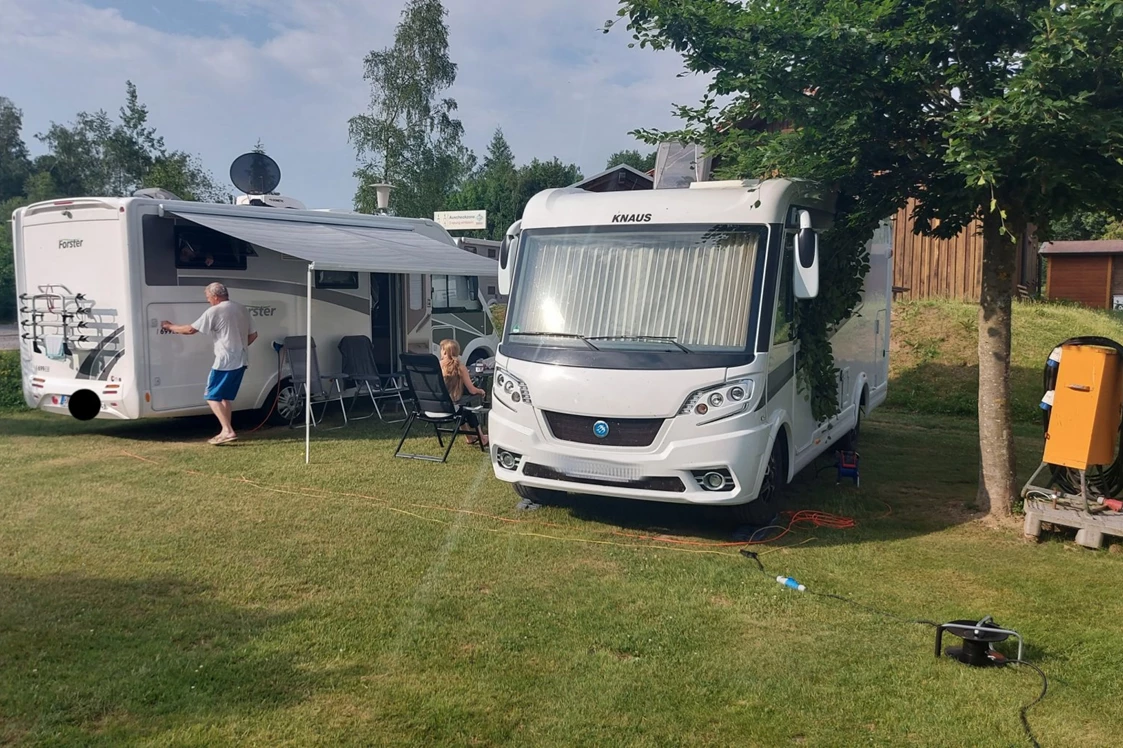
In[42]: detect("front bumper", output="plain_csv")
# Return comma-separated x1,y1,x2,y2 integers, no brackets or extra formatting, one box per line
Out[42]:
488,406,773,506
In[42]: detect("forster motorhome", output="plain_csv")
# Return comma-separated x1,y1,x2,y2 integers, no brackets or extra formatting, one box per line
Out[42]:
489,178,892,521
11,197,498,423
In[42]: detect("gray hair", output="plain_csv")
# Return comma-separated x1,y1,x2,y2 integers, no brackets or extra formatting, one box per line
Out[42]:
205,282,229,300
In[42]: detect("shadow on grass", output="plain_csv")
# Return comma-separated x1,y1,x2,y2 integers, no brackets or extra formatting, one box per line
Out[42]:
0,573,324,743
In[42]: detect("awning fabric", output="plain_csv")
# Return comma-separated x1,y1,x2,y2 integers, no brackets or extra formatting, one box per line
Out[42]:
165,209,499,275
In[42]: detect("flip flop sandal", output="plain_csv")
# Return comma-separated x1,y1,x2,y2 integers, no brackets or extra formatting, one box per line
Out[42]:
214,434,239,445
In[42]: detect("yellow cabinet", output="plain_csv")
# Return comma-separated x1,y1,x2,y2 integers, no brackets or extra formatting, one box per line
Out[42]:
1045,344,1123,470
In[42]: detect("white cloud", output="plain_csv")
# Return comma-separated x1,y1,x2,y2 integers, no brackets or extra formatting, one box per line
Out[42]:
0,0,708,208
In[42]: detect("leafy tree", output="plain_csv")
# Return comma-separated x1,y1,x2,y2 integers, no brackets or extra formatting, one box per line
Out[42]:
605,148,656,173
1048,211,1123,242
0,97,31,201
446,128,518,239
446,130,583,240
34,81,221,200
349,0,471,217
618,0,1123,519
515,158,582,209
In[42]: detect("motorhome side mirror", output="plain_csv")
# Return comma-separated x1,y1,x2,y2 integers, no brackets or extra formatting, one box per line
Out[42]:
498,220,521,296
794,212,820,299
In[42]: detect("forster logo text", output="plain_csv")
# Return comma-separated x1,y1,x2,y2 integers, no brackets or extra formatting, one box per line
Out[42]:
58,239,83,249
610,213,652,223
246,305,277,317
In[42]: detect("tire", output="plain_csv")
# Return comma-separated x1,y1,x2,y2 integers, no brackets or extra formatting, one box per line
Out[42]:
267,379,303,426
514,483,563,505
731,442,787,526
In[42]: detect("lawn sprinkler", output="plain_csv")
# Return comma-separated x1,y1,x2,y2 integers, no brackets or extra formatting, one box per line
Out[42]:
934,616,1023,667
836,450,859,486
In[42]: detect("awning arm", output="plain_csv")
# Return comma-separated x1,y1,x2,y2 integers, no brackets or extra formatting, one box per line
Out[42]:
305,261,314,464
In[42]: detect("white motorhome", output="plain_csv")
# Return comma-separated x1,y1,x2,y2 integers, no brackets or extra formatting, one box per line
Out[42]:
11,197,498,423
489,178,892,521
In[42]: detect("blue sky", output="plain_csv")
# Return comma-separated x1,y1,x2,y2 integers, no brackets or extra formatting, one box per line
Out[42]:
0,0,709,210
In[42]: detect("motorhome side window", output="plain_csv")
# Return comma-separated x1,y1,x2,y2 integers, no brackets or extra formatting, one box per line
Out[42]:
431,275,482,312
314,270,359,290
773,232,795,345
174,225,249,271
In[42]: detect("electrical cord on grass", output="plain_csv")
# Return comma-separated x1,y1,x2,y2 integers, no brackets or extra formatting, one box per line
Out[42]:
740,550,1048,746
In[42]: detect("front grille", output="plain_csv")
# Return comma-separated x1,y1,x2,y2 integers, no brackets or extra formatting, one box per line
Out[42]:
523,463,686,493
543,411,664,447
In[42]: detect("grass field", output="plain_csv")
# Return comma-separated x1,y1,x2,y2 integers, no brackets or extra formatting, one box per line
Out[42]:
2,303,1123,745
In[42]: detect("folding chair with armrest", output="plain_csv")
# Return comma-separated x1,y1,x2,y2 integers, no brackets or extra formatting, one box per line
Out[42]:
338,335,409,422
394,353,488,462
282,336,348,429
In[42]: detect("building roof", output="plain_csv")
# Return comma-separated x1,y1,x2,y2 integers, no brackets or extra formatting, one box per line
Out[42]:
1039,240,1123,256
570,164,653,192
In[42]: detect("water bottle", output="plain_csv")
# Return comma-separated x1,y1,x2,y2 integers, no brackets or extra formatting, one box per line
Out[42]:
776,576,806,592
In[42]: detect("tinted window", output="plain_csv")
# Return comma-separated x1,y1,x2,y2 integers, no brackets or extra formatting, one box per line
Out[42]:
315,270,359,290
174,225,249,271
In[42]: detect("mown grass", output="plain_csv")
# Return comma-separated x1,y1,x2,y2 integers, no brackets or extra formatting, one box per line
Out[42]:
889,298,1123,423
2,399,1122,745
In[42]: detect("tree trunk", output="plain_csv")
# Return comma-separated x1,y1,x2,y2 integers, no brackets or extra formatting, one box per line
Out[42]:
977,209,1020,518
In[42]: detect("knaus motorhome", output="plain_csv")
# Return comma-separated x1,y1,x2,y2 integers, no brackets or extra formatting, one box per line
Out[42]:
12,197,498,423
489,178,892,521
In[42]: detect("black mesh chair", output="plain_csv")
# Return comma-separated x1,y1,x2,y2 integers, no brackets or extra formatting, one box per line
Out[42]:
338,335,408,422
394,353,487,462
282,336,347,429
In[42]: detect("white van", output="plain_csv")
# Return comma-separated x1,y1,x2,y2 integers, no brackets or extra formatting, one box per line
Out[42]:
488,178,892,521
11,197,498,423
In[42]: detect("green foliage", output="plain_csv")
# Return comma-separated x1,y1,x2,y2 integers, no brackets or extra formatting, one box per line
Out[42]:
618,0,1123,424
349,0,471,218
0,351,22,410
446,130,582,240
1047,210,1121,241
445,128,519,240
0,83,225,321
605,148,656,172
0,97,31,202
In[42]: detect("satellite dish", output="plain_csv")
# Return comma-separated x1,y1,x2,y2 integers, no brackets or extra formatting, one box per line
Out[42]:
230,152,281,195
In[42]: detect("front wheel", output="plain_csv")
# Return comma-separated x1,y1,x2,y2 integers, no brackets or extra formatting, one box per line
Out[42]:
731,443,787,526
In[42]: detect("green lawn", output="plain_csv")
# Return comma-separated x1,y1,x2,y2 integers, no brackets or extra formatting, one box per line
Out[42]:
2,397,1122,745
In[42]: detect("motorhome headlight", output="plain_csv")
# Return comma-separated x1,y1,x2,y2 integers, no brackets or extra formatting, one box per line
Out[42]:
495,367,531,405
679,379,755,418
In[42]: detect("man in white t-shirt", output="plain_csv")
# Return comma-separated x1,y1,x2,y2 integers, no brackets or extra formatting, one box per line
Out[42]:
161,282,258,444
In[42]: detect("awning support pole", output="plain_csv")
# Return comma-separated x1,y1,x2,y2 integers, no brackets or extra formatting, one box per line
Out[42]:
305,262,314,465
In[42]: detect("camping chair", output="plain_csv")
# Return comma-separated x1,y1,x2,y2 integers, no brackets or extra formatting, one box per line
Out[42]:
338,335,409,422
282,336,348,429
394,353,488,462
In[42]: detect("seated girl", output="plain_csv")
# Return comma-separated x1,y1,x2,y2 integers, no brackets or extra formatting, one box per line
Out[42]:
440,338,489,446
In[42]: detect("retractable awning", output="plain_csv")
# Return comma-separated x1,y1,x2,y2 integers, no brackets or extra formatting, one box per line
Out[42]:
163,207,498,275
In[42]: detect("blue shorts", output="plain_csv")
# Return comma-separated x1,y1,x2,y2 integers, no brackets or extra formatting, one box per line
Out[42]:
204,367,246,402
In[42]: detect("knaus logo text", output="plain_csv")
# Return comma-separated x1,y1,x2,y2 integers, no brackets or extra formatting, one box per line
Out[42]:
610,213,652,223
58,239,83,249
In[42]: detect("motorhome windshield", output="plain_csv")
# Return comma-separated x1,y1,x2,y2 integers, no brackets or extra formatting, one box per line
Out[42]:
506,225,765,353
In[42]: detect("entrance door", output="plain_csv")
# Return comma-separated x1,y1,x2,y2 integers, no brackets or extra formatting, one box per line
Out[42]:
370,273,402,373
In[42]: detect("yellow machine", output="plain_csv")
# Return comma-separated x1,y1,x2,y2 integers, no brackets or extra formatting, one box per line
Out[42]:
1044,344,1123,470
1023,339,1123,549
